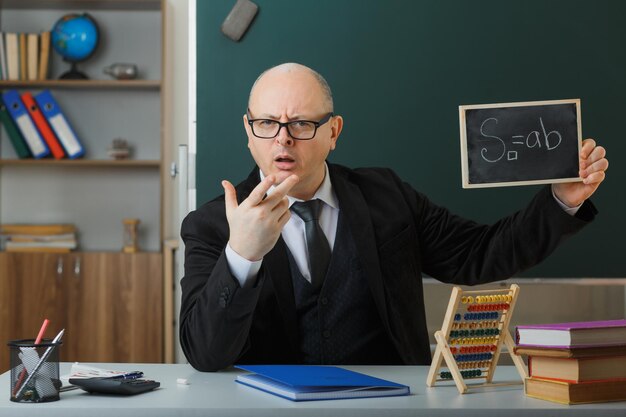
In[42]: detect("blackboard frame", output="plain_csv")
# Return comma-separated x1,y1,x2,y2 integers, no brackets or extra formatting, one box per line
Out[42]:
459,99,582,189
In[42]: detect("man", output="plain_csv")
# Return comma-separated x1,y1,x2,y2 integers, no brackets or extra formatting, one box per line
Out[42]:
180,63,608,372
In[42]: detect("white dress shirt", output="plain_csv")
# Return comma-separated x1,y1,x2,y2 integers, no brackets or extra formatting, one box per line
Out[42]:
225,165,580,287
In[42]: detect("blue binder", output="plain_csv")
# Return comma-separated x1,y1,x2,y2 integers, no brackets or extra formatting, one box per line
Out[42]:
235,365,410,401
2,89,50,158
34,90,85,159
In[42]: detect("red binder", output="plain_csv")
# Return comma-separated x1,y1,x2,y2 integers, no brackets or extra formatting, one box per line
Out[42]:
21,92,65,159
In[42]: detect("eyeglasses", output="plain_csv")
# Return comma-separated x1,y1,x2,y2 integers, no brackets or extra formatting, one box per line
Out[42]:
246,110,334,140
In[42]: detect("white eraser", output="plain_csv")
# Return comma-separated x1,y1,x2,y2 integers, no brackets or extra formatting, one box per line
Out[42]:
177,378,189,385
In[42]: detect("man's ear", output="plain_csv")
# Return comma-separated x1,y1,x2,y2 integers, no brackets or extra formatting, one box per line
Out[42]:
329,115,343,150
242,113,249,132
243,114,254,148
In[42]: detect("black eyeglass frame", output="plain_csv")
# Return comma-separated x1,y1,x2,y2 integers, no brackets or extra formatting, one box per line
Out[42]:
246,110,334,140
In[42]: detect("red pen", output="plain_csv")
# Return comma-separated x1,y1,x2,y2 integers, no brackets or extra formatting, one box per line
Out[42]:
12,318,50,396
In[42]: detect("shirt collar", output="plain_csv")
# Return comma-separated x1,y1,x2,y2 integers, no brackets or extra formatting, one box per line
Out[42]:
260,163,339,209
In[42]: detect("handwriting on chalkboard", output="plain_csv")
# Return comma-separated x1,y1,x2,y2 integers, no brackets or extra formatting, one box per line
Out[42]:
479,117,562,163
459,99,581,188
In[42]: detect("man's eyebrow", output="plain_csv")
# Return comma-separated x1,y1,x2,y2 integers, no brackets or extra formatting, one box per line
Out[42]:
255,113,311,121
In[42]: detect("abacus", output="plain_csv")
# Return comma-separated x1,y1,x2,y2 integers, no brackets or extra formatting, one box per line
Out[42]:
426,284,527,394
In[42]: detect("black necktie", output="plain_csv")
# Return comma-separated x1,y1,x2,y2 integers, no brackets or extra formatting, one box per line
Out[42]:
291,199,331,288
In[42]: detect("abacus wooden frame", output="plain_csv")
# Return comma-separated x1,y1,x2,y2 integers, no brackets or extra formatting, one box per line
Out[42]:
426,284,527,394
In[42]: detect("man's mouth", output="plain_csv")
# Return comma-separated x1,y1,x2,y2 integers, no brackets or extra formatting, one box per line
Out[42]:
274,155,296,169
274,155,295,163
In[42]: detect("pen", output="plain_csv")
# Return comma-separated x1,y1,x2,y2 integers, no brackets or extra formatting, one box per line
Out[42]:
109,371,144,380
14,328,65,400
11,319,50,396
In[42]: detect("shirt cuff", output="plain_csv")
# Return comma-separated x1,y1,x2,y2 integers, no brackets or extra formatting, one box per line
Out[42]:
225,243,263,287
551,187,582,216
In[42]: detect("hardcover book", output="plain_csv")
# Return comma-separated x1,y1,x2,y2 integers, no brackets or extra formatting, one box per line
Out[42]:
0,224,76,235
525,377,626,405
516,319,626,348
515,345,626,358
529,355,626,383
235,365,410,401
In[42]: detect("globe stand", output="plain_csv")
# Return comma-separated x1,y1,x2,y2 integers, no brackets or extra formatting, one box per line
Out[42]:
59,61,88,80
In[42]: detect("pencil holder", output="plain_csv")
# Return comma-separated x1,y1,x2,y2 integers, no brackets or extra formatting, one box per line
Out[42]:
8,338,62,403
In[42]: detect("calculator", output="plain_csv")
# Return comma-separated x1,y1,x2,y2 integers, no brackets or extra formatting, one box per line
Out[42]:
69,378,160,395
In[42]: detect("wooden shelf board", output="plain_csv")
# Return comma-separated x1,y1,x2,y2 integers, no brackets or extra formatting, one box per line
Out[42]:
0,159,161,168
1,0,161,11
0,80,161,89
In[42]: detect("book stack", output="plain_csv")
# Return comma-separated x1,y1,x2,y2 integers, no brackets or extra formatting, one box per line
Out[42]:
515,319,626,404
0,89,85,160
0,223,77,252
0,31,51,81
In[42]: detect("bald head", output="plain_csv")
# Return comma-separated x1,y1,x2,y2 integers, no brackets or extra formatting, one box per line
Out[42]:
248,63,334,113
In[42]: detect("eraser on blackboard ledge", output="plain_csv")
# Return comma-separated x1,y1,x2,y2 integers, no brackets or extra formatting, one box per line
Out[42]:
221,0,259,42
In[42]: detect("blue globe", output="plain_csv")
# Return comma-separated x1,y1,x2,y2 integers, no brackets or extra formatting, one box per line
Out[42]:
52,13,99,62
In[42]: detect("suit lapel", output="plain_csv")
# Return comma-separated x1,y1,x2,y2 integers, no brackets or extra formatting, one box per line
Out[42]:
329,164,391,328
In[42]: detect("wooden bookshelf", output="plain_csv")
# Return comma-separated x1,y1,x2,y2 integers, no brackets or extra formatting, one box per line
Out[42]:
0,0,165,250
0,0,171,370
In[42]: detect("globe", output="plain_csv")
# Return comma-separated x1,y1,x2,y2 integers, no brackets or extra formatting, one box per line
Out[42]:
51,13,100,79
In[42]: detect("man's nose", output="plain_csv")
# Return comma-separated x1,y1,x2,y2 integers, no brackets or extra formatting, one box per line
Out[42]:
275,125,294,146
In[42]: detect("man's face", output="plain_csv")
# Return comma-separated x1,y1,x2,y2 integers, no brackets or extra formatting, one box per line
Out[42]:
244,68,342,200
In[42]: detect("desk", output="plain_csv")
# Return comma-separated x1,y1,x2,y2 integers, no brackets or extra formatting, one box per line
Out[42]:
1,364,625,416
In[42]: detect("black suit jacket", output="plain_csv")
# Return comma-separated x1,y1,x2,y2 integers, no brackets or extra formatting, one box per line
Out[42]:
180,163,596,371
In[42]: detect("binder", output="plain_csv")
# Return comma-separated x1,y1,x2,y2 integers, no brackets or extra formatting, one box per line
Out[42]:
0,101,30,158
34,90,84,159
22,92,65,159
2,89,50,158
235,365,410,401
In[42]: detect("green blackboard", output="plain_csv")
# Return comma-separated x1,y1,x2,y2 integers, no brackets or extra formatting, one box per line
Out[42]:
196,0,626,277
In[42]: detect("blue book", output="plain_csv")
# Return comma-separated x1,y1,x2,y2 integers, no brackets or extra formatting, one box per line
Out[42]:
34,90,85,159
235,365,410,401
2,89,50,158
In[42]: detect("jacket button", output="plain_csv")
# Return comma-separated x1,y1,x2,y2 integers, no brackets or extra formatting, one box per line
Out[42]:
219,287,231,307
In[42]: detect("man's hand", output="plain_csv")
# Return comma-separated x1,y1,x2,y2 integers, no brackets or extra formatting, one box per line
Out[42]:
553,138,608,208
223,174,299,261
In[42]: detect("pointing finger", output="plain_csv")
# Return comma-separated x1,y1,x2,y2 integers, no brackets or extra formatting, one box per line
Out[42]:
246,175,276,206
270,175,300,200
222,180,238,213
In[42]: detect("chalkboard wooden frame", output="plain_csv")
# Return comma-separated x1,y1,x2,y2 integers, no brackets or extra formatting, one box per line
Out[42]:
459,99,582,189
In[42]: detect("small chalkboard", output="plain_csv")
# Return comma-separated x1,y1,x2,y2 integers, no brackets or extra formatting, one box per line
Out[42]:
459,99,582,188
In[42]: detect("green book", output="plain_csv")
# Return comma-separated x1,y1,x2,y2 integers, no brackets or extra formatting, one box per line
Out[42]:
0,101,30,158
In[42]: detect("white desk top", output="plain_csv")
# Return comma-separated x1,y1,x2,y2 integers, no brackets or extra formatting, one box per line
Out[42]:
1,363,625,416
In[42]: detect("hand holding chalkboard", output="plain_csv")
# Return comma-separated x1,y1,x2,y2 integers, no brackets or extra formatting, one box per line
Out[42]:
552,138,609,208
459,99,582,188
